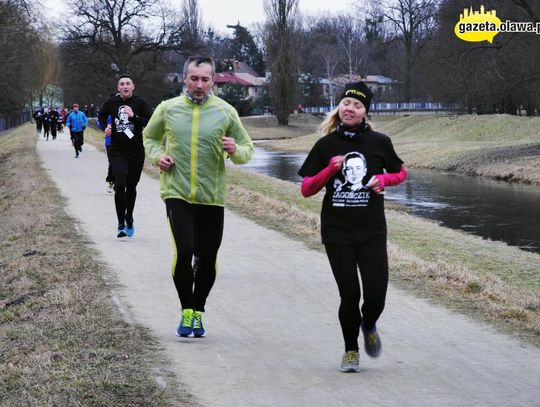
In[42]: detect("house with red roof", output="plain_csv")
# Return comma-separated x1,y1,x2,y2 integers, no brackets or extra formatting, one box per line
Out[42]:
212,60,266,100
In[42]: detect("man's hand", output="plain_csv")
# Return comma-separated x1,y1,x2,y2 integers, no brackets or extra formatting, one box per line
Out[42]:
123,105,134,118
105,124,112,136
222,136,236,155
159,154,175,171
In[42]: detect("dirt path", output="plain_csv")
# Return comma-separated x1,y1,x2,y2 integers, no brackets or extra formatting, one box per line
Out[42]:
37,131,540,407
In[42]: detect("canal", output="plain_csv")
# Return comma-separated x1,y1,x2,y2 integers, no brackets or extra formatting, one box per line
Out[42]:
239,145,540,253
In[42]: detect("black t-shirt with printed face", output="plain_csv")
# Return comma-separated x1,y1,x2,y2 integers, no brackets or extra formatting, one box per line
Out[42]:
98,95,153,152
298,130,403,244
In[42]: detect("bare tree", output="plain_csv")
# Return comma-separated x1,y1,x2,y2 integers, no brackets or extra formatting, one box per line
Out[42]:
63,0,184,74
335,15,366,77
264,0,300,125
0,0,54,113
175,0,205,56
302,16,343,108
379,0,438,101
511,0,540,22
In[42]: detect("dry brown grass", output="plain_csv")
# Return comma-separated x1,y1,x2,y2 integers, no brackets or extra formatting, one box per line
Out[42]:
0,125,194,406
240,113,322,140
85,117,540,347
224,166,540,347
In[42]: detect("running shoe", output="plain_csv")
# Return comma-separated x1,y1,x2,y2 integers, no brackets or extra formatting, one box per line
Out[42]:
107,182,114,194
362,325,382,358
340,351,360,372
176,308,194,337
125,218,134,237
117,226,127,238
192,311,206,337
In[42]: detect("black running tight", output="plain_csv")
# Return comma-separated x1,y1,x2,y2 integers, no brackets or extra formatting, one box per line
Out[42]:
165,198,224,312
325,237,389,352
110,149,144,226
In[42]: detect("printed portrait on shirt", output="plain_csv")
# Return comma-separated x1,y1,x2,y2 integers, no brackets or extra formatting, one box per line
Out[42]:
115,105,134,136
332,152,371,207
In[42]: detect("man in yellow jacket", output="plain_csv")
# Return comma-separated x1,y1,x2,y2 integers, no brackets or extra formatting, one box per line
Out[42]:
143,55,254,338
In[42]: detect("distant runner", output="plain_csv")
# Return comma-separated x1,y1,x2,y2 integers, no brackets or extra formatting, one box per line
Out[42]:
98,75,152,238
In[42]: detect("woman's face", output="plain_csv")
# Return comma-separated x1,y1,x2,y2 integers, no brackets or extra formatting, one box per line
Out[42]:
338,97,367,127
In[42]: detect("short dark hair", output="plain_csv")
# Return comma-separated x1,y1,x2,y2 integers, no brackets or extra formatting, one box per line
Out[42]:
183,56,215,77
117,74,134,83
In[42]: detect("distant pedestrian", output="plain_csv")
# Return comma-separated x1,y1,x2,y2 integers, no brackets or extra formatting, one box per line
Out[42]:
143,55,254,339
298,81,407,373
42,108,51,141
49,107,59,140
66,103,88,158
98,75,152,238
57,107,65,133
33,108,43,135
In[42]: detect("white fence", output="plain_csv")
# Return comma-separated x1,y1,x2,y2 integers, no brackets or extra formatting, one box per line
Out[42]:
303,102,460,114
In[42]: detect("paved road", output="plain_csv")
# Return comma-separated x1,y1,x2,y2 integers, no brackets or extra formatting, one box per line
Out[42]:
37,131,540,407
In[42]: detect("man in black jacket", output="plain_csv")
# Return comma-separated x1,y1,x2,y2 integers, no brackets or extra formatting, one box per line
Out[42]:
98,75,153,238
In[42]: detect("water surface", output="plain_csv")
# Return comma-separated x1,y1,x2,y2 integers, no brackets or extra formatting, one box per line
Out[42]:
238,145,540,253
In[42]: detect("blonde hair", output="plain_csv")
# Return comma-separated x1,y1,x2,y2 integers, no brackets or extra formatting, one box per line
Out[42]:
317,105,373,135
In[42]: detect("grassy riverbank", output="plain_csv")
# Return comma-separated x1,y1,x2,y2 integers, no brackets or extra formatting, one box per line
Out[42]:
0,125,192,406
223,167,540,346
84,118,540,346
260,113,540,185
2,114,538,403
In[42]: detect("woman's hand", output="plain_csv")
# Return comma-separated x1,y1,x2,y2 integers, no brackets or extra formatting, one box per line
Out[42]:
366,176,383,193
329,155,345,171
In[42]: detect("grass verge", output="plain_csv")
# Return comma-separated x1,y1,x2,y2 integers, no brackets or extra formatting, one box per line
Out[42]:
223,167,540,346
85,120,540,347
0,125,195,406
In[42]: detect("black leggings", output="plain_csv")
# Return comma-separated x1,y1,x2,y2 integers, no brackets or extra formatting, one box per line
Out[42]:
110,149,144,226
70,131,84,154
325,237,389,352
105,145,114,183
165,199,224,312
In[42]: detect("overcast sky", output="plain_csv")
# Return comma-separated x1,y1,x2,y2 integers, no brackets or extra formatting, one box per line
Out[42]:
197,0,357,33
43,0,358,34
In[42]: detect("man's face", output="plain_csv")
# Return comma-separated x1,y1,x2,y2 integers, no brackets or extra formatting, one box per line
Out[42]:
344,157,366,184
118,77,135,99
184,62,214,101
119,107,129,123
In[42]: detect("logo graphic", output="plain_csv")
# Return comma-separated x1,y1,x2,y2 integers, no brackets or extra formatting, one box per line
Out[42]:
454,5,501,43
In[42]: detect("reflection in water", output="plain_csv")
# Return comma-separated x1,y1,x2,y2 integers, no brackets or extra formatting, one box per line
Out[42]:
238,145,540,253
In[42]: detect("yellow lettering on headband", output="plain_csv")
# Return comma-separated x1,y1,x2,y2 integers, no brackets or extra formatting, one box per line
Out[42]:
345,89,366,98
